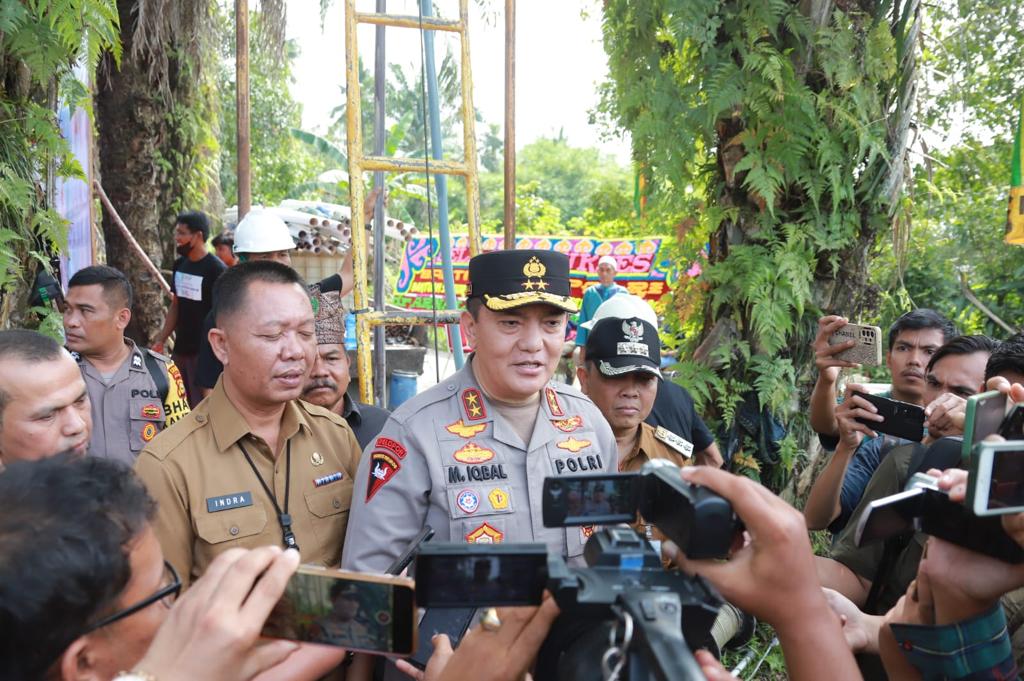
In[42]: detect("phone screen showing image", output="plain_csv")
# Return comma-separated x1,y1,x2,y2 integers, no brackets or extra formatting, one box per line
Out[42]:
987,447,1024,512
261,569,414,654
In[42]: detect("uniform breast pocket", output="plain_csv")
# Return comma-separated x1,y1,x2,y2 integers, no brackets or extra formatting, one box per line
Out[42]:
304,482,353,564
130,398,165,452
195,505,268,550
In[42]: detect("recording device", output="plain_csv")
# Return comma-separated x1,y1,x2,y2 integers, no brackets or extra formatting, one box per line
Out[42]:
542,458,742,559
962,390,1008,459
968,440,1024,516
852,391,925,442
29,269,66,312
855,472,1024,564
828,323,883,366
262,566,417,655
414,460,740,680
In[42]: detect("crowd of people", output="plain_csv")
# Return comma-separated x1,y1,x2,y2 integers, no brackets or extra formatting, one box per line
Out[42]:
1,206,1023,681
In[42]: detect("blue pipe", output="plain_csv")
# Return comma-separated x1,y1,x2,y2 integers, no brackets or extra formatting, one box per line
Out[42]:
421,0,465,369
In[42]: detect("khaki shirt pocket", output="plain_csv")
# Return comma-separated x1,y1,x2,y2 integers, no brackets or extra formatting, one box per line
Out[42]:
304,482,353,561
130,398,165,452
195,505,268,547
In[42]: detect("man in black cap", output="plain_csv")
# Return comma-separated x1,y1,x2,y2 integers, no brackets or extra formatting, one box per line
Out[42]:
341,249,618,573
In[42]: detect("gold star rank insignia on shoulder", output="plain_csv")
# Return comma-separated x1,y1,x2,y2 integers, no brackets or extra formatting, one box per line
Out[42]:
654,426,694,458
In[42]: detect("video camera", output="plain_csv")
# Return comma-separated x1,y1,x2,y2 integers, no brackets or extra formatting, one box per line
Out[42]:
414,460,744,680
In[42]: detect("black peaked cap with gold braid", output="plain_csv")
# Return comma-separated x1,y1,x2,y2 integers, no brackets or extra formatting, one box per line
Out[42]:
466,249,577,313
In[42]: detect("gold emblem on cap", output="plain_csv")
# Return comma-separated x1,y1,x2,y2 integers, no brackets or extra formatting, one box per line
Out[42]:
522,256,548,291
311,451,324,466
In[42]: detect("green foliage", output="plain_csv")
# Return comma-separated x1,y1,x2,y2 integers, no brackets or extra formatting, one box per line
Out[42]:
217,10,322,209
0,0,120,325
599,0,913,487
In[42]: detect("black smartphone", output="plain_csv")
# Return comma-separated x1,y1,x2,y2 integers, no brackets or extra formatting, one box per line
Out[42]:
414,543,548,608
852,391,925,442
406,608,475,671
541,473,639,527
261,566,417,655
387,525,434,575
1000,404,1024,440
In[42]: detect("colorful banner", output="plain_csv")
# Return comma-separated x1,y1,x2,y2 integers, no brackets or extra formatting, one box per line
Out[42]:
393,235,676,311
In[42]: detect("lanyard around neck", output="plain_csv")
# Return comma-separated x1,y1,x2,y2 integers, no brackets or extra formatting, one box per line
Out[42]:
237,439,299,551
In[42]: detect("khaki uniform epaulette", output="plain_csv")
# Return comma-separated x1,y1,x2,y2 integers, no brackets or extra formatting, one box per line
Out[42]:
140,408,211,462
298,398,353,427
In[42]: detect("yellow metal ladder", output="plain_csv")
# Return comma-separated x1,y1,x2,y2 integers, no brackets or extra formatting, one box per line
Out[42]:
344,0,483,404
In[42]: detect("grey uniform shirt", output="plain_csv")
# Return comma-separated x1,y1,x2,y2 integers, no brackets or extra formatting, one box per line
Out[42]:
77,341,191,465
341,359,618,572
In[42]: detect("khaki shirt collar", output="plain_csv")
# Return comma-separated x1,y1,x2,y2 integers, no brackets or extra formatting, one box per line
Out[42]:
620,422,657,470
207,377,310,453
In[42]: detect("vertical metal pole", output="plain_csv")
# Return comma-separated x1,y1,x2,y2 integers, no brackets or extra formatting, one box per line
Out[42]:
502,0,515,247
458,0,482,256
345,0,372,405
372,0,388,406
421,0,465,370
236,0,252,219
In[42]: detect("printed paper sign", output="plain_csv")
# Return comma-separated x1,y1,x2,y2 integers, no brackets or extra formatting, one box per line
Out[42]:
174,271,204,302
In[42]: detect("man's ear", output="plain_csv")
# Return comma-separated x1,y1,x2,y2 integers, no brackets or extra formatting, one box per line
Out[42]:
115,307,132,332
576,365,590,395
209,326,229,365
58,636,100,681
460,310,476,349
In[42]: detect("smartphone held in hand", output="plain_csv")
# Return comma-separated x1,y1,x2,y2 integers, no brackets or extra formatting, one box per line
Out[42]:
261,566,417,655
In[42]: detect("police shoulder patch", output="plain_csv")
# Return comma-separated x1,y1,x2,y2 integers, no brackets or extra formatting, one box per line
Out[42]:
366,451,401,501
461,388,486,421
544,387,564,417
654,426,694,458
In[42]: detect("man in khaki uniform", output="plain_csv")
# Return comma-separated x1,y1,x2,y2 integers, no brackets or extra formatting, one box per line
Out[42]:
341,250,618,573
135,261,362,588
64,265,190,465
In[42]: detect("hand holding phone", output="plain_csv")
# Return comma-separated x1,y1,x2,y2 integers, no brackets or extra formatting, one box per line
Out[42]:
827,322,883,367
968,440,1024,516
835,384,885,447
852,391,925,442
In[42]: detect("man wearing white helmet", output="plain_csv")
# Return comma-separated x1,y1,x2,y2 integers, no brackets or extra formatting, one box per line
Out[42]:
574,255,627,363
195,207,360,398
584,294,723,468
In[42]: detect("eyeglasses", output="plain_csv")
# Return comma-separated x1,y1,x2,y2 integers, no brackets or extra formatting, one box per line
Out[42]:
86,560,181,633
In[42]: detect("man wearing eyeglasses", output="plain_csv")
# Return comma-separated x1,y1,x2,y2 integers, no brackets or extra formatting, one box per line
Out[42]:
0,454,301,681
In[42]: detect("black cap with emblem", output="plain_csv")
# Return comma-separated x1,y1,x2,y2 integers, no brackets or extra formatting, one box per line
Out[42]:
585,316,662,378
466,249,577,313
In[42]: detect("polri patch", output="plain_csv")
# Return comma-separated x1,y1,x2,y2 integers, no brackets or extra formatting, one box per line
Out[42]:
314,471,344,488
462,388,486,421
168,364,186,399
375,436,407,459
488,488,510,510
206,491,254,513
141,403,162,419
545,387,564,416
366,452,401,501
456,489,480,514
141,422,158,443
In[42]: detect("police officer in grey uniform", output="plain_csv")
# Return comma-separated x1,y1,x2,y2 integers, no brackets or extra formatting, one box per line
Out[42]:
64,265,191,465
341,249,618,573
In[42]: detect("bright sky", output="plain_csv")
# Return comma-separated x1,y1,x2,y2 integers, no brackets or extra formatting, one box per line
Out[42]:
287,0,632,165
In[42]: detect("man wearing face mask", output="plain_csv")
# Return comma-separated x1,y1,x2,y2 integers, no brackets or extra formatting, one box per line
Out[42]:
152,211,226,407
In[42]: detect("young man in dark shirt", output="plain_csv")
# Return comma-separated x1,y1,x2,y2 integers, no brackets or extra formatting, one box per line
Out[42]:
153,210,226,407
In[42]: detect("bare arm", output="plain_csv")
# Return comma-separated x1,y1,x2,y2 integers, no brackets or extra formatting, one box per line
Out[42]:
809,315,859,437
816,555,871,608
695,441,723,468
154,295,179,348
803,441,856,529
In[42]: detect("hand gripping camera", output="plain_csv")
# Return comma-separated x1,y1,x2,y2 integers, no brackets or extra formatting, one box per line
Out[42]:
414,460,744,680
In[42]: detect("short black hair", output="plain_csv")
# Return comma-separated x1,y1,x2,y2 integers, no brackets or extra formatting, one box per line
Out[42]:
888,308,958,350
0,454,157,680
985,332,1024,382
212,259,307,326
466,297,483,320
926,334,999,373
211,232,234,249
68,264,134,309
176,210,210,241
0,330,66,423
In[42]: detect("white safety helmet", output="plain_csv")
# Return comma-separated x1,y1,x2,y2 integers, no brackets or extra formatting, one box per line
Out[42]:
232,210,296,254
581,293,658,330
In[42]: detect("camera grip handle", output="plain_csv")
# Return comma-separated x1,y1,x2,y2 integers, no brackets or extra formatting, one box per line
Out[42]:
618,591,707,681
